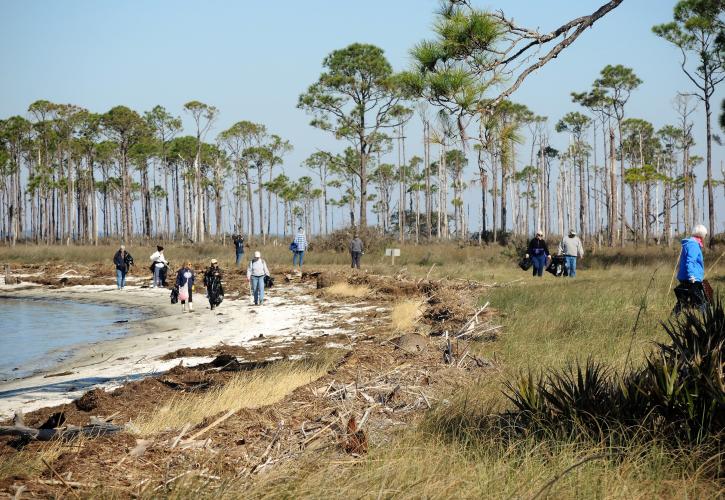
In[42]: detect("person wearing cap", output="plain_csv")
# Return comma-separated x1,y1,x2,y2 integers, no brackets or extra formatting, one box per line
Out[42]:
525,231,550,277
674,224,708,315
247,251,271,306
113,245,134,290
149,245,168,288
203,258,224,311
558,229,584,278
349,233,364,269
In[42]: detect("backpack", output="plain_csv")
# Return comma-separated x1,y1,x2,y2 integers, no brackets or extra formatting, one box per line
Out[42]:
289,241,298,252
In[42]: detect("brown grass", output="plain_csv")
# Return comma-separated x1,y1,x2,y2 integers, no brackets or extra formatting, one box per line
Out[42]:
323,282,372,299
390,298,424,332
133,359,333,436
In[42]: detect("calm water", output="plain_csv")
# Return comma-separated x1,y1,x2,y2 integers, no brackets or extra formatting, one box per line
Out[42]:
0,297,140,381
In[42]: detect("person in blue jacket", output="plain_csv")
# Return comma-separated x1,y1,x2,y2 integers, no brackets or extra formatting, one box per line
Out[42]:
525,230,550,277
674,224,707,315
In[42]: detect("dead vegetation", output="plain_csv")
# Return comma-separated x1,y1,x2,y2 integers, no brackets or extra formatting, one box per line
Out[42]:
0,267,505,497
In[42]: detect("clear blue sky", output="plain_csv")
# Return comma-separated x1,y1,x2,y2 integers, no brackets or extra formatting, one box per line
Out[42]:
1,0,723,228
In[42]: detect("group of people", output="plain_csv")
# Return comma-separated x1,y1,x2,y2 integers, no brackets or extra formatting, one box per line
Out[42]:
524,224,711,315
525,229,584,278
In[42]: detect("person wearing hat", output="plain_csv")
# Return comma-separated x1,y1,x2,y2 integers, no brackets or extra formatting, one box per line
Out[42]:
149,245,168,288
113,244,134,290
203,258,224,311
674,224,708,315
247,251,271,305
558,229,584,277
525,230,550,277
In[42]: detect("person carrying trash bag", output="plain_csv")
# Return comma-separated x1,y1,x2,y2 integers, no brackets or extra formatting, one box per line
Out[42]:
525,230,550,277
203,258,224,311
175,261,195,313
290,227,308,272
247,251,271,306
558,229,584,278
673,224,709,316
113,245,134,289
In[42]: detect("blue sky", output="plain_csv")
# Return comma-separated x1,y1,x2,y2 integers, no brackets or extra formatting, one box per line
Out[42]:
1,0,723,228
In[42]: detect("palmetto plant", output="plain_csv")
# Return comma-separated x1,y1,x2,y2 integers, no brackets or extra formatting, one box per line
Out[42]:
503,294,724,445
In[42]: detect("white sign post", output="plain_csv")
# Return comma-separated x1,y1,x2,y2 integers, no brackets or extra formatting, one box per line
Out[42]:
384,248,401,266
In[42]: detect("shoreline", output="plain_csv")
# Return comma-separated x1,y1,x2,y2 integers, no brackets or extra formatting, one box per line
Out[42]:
0,280,346,419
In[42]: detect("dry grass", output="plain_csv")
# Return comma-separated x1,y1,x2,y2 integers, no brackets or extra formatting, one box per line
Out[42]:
390,298,424,332
0,440,67,483
323,282,371,299
133,360,332,436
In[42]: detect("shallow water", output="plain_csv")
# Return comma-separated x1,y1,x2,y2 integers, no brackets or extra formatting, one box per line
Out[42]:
0,297,140,381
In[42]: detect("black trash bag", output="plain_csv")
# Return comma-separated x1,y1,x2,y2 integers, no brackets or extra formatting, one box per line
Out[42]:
518,257,532,271
672,280,711,316
207,276,224,307
546,255,568,277
160,264,169,287
170,286,179,304
264,275,274,289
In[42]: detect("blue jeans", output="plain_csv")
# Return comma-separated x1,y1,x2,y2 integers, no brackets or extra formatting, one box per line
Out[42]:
153,266,162,287
531,255,546,277
564,256,577,277
236,252,244,266
250,275,265,304
116,269,126,289
293,251,305,267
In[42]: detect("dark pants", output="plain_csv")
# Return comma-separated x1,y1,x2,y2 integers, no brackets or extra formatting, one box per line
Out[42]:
351,251,362,269
531,255,546,277
673,281,707,316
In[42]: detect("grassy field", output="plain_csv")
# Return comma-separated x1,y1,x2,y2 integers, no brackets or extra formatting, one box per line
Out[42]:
2,241,723,497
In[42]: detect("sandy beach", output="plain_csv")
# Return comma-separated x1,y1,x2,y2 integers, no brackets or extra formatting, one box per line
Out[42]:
0,279,360,419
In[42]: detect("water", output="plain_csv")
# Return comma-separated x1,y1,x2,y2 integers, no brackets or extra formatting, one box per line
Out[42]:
0,297,141,381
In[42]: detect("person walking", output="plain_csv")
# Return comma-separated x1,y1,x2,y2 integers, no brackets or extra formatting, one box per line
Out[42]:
674,224,708,315
525,231,550,277
149,245,168,288
233,234,245,267
113,245,134,290
558,230,584,278
203,259,224,311
349,233,364,269
247,251,271,306
291,227,308,272
175,261,195,312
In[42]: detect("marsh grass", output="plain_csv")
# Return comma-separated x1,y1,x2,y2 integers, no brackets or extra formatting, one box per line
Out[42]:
133,356,336,436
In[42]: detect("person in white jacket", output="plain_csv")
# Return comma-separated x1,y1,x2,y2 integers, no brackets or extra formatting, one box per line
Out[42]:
149,245,168,288
246,251,270,305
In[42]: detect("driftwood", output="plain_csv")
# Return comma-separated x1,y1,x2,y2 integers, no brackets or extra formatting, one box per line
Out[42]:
0,411,123,441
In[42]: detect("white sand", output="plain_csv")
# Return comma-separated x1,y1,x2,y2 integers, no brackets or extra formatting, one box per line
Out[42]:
0,281,355,419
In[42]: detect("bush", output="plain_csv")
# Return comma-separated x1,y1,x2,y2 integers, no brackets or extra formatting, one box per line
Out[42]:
502,293,724,446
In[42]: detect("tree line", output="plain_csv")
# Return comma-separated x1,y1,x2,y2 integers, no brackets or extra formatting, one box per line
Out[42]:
0,0,722,246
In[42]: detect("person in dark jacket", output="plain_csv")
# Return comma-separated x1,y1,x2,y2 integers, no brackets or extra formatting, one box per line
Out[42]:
349,234,364,269
203,258,224,310
175,261,195,313
674,224,708,315
525,231,550,277
113,245,134,289
233,234,245,267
